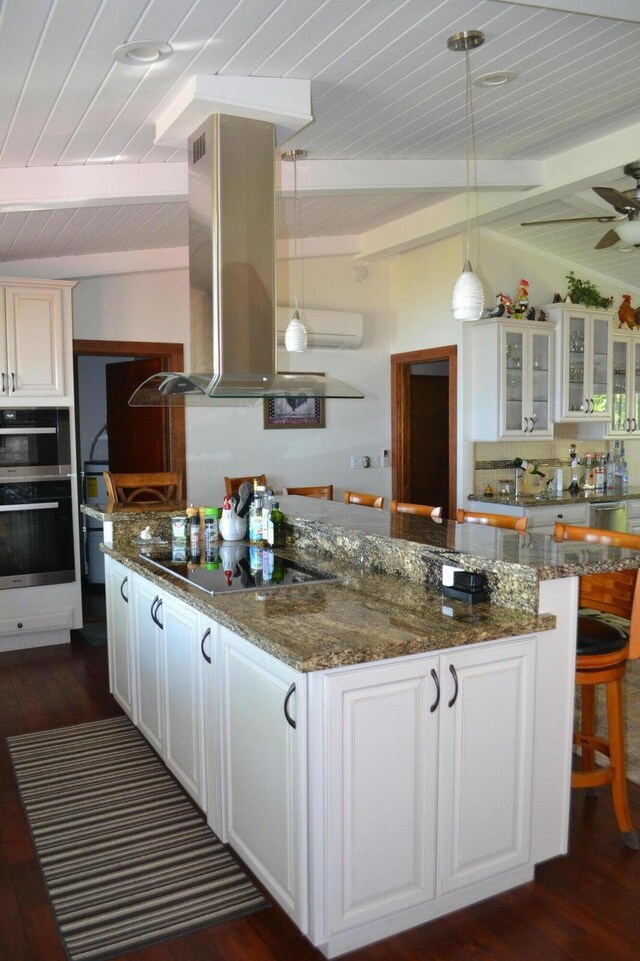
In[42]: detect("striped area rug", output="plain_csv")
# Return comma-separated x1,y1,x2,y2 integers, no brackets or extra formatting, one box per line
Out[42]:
7,715,267,961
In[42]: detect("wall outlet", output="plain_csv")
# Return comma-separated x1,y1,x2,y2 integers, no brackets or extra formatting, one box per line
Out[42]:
370,454,382,468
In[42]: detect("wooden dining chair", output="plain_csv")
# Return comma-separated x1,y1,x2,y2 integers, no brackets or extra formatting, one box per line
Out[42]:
456,508,527,532
390,500,442,518
224,474,266,495
283,485,333,500
343,490,384,509
103,470,184,505
554,522,640,849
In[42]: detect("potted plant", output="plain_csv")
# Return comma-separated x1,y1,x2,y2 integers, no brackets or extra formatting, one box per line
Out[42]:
565,271,613,309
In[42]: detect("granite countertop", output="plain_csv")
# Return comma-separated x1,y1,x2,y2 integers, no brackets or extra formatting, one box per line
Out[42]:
468,487,640,509
104,543,554,673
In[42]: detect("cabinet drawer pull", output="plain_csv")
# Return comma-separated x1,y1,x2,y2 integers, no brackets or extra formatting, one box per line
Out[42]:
429,668,440,713
448,664,459,708
120,575,128,603
284,683,297,729
200,627,212,664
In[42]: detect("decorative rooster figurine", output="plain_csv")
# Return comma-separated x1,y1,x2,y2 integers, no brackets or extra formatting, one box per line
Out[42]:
618,294,636,330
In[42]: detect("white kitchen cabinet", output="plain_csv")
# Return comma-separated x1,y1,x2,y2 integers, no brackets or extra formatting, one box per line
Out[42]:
219,624,307,931
199,614,224,838
466,318,554,440
130,574,205,809
627,500,640,536
105,556,136,721
0,282,74,402
547,304,613,422
319,636,535,937
609,331,640,437
524,502,589,536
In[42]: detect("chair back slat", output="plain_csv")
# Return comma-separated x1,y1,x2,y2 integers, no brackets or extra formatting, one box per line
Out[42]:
224,474,266,495
457,509,527,532
343,490,384,509
390,501,442,518
283,485,333,500
104,471,183,505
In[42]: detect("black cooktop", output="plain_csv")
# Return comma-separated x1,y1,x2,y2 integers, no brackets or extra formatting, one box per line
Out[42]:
140,543,339,595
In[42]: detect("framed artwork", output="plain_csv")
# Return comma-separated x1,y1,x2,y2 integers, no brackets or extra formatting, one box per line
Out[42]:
263,372,326,430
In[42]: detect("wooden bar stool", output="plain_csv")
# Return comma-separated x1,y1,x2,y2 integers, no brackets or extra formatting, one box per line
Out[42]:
104,471,183,505
283,485,333,500
343,490,384,509
456,509,527,532
390,501,442,518
224,474,266,495
554,522,640,849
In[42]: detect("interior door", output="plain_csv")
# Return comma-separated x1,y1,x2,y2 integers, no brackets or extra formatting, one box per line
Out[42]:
410,372,449,517
106,358,167,472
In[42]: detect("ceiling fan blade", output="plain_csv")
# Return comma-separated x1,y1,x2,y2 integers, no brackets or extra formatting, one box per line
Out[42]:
593,185,640,212
595,229,620,249
520,216,618,225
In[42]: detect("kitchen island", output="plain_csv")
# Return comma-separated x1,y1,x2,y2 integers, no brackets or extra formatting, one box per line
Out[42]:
86,497,640,958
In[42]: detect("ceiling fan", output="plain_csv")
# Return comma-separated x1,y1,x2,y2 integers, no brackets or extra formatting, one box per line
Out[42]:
521,161,640,249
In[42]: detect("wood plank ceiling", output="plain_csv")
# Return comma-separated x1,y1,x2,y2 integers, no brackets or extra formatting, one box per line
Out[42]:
0,0,640,286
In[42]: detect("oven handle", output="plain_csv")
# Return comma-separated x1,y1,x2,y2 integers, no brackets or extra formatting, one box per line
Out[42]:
0,427,57,435
0,501,60,512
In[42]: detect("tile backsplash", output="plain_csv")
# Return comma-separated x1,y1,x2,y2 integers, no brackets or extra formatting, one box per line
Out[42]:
473,424,613,494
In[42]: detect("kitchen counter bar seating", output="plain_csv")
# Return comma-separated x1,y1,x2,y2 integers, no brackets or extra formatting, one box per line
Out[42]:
343,490,384,509
104,470,184,505
390,500,442,517
554,521,640,849
457,508,528,532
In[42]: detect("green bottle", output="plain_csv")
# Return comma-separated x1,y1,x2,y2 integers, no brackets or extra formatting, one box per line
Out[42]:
267,502,284,548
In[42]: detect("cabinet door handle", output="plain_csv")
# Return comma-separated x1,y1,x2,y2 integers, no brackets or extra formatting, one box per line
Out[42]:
447,664,459,708
582,397,589,412
120,575,128,603
522,417,529,432
150,595,163,629
200,627,212,664
284,682,297,729
626,417,632,432
11,372,15,392
1,372,5,393
590,398,595,414
529,414,535,433
429,668,440,713
633,417,638,432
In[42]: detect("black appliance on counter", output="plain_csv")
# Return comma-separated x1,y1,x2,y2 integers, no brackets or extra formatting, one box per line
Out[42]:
141,545,339,595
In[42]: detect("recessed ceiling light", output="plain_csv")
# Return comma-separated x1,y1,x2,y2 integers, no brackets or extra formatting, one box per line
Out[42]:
474,71,516,87
113,41,173,65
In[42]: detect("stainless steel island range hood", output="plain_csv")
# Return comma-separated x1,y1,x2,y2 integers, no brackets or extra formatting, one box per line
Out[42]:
129,114,363,406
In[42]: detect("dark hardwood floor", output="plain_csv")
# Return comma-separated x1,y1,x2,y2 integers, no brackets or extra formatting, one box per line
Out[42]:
1,635,639,961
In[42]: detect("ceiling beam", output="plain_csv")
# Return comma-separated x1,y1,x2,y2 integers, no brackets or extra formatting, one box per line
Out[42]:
0,164,187,213
0,247,189,280
277,158,542,195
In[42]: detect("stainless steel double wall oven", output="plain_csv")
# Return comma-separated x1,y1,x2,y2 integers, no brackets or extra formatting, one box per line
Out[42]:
0,408,75,588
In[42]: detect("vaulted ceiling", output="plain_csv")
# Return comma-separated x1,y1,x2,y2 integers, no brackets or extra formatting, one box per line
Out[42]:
1,0,640,289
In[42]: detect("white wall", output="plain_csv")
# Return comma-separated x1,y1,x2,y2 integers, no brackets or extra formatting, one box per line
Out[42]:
389,230,635,502
72,260,392,506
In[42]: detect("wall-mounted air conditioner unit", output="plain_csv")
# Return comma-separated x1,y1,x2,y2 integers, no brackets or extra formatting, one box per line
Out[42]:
276,307,363,350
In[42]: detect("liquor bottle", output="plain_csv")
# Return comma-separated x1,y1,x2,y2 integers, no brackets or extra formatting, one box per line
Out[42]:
513,457,546,478
266,502,284,548
249,491,263,545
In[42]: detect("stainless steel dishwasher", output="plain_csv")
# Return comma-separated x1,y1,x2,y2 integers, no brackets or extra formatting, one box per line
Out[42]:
589,501,627,532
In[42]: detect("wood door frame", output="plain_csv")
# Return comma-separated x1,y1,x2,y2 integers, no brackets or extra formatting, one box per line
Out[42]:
391,345,457,515
73,339,186,481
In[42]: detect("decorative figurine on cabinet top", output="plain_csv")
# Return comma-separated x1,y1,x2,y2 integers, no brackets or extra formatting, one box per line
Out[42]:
618,294,638,330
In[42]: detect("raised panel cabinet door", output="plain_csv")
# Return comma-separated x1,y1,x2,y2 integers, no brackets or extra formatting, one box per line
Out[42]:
162,595,205,810
221,626,307,930
437,637,536,895
104,556,135,721
131,575,165,755
323,658,439,935
4,286,65,397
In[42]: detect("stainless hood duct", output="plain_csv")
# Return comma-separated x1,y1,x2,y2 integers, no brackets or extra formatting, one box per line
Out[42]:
129,114,363,406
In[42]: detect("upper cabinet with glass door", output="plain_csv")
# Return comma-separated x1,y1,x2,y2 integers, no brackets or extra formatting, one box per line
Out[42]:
466,318,554,441
545,304,613,422
609,330,640,437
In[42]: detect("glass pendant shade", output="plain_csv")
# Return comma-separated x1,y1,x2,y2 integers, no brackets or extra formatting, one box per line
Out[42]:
614,219,640,245
452,260,484,320
284,309,308,352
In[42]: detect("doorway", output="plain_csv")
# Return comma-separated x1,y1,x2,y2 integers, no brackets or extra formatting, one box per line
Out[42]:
73,339,186,624
391,345,457,519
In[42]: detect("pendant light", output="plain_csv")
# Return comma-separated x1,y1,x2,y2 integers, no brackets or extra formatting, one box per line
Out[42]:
282,148,308,352
448,29,485,321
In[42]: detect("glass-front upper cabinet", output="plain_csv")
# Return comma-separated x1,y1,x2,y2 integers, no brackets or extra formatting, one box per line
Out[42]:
546,305,613,422
467,318,555,441
609,332,640,437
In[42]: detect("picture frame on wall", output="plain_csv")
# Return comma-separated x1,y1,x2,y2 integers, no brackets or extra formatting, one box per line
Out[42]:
263,372,326,430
